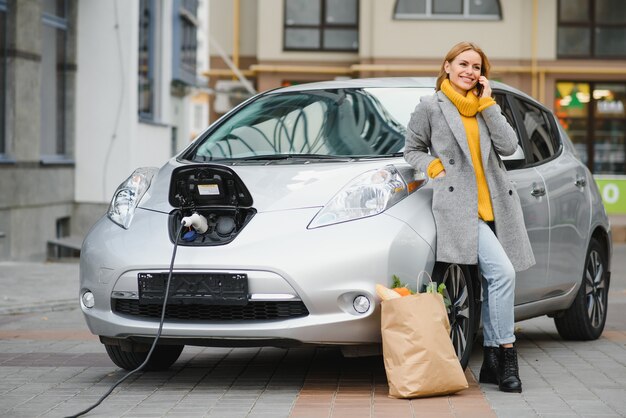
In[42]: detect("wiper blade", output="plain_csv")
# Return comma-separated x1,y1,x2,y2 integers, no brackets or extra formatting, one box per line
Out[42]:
238,153,346,161
348,153,404,159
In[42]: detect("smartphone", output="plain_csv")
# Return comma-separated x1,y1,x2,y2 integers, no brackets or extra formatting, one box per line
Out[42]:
476,68,486,95
476,82,484,96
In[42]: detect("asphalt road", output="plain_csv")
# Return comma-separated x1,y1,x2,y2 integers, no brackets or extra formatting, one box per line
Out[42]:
1,245,625,417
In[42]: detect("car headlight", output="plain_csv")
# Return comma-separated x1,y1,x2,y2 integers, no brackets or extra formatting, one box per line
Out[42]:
308,165,422,229
107,167,158,229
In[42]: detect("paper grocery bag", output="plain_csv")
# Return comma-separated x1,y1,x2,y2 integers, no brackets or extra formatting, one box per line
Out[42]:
381,292,468,398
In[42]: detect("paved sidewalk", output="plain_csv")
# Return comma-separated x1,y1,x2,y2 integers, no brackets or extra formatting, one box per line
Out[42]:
1,245,626,416
0,260,78,315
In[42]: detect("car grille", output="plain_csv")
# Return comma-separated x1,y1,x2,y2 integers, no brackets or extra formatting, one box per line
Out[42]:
112,299,309,321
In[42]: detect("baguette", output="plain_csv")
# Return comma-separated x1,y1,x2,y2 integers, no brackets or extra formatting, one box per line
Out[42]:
376,284,401,301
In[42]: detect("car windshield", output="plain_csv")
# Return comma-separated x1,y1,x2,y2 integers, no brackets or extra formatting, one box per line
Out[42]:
186,87,434,161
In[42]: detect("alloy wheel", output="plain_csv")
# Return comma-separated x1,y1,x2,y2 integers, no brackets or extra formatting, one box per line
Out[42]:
441,264,471,359
585,249,606,329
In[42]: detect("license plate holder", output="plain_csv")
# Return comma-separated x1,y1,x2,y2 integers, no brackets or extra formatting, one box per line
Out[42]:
138,273,248,306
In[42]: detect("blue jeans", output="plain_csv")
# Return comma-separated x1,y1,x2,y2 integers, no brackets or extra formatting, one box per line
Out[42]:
478,220,516,347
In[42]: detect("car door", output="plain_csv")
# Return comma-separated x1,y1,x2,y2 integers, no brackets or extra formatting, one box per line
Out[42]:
511,98,591,296
494,93,550,305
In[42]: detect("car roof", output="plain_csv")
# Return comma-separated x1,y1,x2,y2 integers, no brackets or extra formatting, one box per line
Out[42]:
267,76,534,102
270,77,437,93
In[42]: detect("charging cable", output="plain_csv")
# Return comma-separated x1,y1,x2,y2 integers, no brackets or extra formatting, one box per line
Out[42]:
66,223,185,418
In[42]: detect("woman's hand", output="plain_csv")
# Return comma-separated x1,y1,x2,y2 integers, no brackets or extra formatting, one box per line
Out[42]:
476,76,492,98
434,170,446,179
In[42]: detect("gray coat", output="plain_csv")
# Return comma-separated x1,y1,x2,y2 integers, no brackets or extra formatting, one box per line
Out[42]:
404,91,535,272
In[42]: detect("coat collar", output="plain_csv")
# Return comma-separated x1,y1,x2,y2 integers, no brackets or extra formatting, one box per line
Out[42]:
436,91,492,168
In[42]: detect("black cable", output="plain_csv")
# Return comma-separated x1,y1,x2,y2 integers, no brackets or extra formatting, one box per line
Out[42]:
66,224,185,418
102,0,126,201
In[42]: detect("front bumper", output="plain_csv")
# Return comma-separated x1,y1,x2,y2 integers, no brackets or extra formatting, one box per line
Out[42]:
80,206,435,345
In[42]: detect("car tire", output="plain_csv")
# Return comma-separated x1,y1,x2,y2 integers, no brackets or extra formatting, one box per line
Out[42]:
554,238,609,340
432,262,477,369
104,344,184,371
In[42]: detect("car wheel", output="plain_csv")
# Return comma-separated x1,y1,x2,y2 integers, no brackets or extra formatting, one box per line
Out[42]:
432,262,476,369
554,238,609,340
104,344,184,371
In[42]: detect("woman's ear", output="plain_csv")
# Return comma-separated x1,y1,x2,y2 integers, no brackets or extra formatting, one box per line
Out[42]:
444,61,451,74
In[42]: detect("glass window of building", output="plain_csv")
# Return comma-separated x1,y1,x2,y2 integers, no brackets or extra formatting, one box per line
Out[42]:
558,0,626,58
555,81,626,174
284,0,359,51
394,0,502,20
0,0,6,157
172,0,198,86
138,0,155,119
555,82,590,164
40,0,69,159
593,84,625,173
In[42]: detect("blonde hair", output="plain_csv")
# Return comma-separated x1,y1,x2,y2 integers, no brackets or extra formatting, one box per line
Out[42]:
435,42,491,91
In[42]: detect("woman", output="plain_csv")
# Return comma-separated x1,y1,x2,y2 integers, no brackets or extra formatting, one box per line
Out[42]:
404,41,535,393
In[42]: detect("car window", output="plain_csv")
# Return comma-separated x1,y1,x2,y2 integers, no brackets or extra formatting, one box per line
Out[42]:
187,87,433,161
513,98,560,164
494,93,525,170
494,93,519,139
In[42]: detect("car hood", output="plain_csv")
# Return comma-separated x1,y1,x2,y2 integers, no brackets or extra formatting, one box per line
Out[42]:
139,158,409,213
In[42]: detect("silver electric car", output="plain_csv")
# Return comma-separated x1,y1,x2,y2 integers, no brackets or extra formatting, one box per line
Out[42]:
80,77,611,370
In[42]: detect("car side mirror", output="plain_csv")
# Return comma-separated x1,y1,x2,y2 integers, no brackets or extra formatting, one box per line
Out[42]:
499,144,525,170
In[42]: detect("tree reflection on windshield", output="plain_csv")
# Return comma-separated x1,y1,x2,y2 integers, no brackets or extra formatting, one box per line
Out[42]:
188,87,421,161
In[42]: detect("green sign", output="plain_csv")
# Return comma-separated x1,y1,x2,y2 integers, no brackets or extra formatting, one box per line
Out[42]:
595,178,626,213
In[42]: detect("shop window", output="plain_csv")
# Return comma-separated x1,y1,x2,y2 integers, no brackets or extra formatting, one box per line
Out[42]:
394,0,502,20
284,0,359,51
555,82,590,164
558,0,626,58
40,0,69,161
593,84,625,174
555,81,626,174
138,0,156,120
0,0,6,157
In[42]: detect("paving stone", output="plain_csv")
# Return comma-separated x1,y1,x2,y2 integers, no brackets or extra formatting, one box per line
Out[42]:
2,255,626,418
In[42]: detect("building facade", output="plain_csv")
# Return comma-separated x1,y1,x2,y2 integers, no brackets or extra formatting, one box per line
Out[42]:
0,0,78,261
208,0,626,190
0,0,208,261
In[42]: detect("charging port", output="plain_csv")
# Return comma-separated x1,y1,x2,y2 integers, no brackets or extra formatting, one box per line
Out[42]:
168,165,256,246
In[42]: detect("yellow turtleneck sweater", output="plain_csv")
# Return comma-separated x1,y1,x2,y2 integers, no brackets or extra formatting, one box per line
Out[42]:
427,79,496,221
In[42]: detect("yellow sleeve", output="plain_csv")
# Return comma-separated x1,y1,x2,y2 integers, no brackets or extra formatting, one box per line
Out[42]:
478,97,496,112
427,158,444,179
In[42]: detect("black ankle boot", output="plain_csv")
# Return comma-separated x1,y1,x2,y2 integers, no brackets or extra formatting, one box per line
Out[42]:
498,346,522,393
479,346,499,384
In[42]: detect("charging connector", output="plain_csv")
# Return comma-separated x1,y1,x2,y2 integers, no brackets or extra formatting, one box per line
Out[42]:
181,212,208,234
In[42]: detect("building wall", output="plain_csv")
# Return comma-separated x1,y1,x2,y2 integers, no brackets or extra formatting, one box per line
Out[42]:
75,0,174,207
209,0,561,100
74,0,213,240
0,0,77,260
360,0,556,61
256,0,357,63
75,0,134,204
206,0,626,119
209,0,257,58
0,0,208,260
